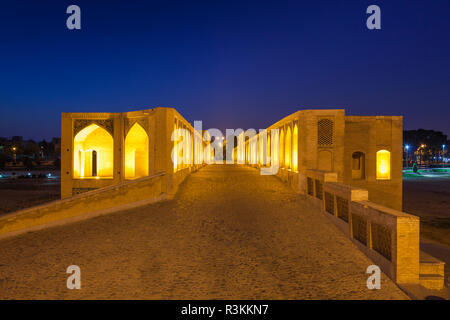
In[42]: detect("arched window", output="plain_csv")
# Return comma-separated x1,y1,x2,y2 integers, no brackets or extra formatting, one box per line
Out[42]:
173,120,178,171
352,152,365,180
285,126,292,169
279,127,285,168
376,150,391,180
292,123,298,171
125,123,149,179
74,124,113,178
250,137,257,164
271,129,279,167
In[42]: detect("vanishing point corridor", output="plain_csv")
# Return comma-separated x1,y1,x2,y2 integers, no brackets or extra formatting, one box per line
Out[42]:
0,165,408,299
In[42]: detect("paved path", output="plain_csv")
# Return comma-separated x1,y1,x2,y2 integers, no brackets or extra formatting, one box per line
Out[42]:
0,165,408,299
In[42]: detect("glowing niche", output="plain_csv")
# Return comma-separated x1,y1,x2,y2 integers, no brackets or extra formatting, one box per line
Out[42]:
292,123,298,172
74,124,113,178
285,126,291,169
125,123,149,179
376,150,390,180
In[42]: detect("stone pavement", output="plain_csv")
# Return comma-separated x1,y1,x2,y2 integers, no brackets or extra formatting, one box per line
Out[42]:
0,165,408,299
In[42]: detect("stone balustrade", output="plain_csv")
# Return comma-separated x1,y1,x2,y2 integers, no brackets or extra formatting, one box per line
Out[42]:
305,171,420,285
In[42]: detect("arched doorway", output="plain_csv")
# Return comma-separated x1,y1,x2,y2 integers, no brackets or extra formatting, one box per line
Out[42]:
352,151,365,179
292,123,298,171
279,128,285,168
285,126,292,169
125,123,149,179
74,124,113,178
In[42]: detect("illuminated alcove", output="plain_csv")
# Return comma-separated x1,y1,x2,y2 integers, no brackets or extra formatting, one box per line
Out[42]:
245,136,250,163
376,150,391,180
271,130,279,167
292,123,298,171
285,126,292,169
125,123,149,179
74,124,113,178
250,138,257,164
178,124,185,168
279,128,284,168
173,121,178,171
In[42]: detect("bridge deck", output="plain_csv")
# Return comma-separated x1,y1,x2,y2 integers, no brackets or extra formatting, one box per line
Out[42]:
0,165,408,299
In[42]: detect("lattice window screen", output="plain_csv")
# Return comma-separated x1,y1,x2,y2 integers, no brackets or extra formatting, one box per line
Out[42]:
318,119,333,146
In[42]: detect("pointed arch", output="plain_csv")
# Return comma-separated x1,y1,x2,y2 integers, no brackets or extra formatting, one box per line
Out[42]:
74,124,113,178
352,151,366,179
279,127,285,168
125,122,149,179
292,123,298,171
285,126,292,169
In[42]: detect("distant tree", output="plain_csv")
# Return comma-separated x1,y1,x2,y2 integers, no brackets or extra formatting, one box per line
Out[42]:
404,129,449,164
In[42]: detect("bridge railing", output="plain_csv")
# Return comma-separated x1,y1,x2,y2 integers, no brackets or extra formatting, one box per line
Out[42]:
305,169,419,284
304,169,337,205
0,166,197,240
242,165,420,284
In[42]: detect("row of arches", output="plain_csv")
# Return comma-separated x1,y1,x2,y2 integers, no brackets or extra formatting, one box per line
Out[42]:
239,121,299,172
73,123,149,180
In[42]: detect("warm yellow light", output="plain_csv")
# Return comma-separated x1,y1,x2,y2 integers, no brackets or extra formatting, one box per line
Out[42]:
12,146,16,151
125,123,149,179
376,150,390,180
173,123,178,171
285,126,291,169
292,124,298,171
279,128,284,168
74,124,113,178
272,130,279,166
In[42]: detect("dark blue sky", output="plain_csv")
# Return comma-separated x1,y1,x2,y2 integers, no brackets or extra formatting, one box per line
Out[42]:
0,0,449,140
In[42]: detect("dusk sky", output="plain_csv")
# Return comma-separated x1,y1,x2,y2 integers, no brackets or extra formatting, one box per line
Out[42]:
0,0,449,140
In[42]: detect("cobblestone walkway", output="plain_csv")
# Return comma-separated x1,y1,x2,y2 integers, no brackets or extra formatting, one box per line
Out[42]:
0,165,408,299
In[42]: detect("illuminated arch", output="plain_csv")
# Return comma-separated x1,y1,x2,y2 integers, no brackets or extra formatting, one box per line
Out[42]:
285,126,292,169
245,136,250,164
173,121,178,171
279,127,285,168
376,150,390,180
125,123,149,179
292,123,298,171
74,124,113,178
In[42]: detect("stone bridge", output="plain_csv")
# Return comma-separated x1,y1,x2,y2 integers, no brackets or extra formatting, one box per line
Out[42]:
0,165,409,299
0,107,446,299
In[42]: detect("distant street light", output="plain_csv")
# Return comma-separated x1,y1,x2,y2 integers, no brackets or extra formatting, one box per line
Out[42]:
404,145,410,168
12,146,17,163
443,144,446,168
